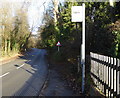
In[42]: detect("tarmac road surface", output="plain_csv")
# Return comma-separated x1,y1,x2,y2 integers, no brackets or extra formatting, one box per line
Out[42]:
1,48,48,96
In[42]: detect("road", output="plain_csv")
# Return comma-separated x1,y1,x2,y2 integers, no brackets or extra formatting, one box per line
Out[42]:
1,48,48,96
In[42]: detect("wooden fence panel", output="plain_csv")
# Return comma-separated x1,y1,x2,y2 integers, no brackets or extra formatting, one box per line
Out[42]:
98,54,100,90
117,58,119,96
90,52,120,97
100,54,103,91
106,56,109,96
111,57,113,97
108,57,111,96
114,58,116,97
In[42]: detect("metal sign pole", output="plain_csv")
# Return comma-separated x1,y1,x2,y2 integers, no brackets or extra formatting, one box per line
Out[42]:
56,41,61,52
81,3,85,94
58,46,59,52
71,4,85,94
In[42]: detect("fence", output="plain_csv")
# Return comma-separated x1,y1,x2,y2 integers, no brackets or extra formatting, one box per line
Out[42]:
90,52,120,97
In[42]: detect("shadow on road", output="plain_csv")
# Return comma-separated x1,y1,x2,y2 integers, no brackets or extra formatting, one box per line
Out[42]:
12,48,48,96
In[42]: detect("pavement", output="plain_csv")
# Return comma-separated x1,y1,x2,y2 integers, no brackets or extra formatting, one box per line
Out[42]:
1,48,48,96
40,69,75,96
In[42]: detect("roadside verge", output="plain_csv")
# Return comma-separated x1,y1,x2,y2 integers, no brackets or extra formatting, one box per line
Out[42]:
0,53,23,65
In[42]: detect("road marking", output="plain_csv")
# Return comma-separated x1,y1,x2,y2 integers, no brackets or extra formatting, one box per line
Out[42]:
17,64,25,69
27,60,30,63
0,72,10,78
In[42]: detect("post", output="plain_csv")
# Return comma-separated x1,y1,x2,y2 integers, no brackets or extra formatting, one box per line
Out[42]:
71,3,85,94
78,55,80,73
58,46,59,52
81,3,85,94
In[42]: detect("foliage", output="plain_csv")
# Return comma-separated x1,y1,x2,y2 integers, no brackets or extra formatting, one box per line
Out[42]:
40,2,120,58
41,23,57,48
109,20,120,58
52,51,66,62
85,2,120,58
0,2,31,56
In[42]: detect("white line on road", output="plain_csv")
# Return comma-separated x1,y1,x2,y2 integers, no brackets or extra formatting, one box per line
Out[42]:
17,64,25,69
0,72,10,78
27,60,31,63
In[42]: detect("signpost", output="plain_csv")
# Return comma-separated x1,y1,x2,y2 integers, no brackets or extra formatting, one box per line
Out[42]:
72,4,85,94
72,6,83,22
56,41,61,52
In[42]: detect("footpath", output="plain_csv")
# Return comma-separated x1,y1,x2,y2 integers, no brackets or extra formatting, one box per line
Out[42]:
39,51,106,97
40,67,75,96
39,61,105,97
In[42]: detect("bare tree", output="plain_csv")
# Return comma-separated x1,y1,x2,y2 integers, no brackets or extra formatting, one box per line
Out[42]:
0,1,31,56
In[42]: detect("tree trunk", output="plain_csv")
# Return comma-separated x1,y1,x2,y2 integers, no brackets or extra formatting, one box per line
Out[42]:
53,0,59,25
4,39,7,55
8,39,11,54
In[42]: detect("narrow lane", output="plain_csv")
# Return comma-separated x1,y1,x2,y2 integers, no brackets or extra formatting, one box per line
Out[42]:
1,48,48,96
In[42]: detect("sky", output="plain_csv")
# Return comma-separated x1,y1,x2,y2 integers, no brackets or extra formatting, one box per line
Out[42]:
26,0,65,34
27,0,50,34
0,0,55,34
0,0,65,35
27,0,65,34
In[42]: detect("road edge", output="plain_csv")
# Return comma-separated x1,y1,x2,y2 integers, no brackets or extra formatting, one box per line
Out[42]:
38,64,50,96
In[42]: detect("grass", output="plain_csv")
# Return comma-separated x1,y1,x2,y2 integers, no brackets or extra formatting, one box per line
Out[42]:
0,50,20,62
